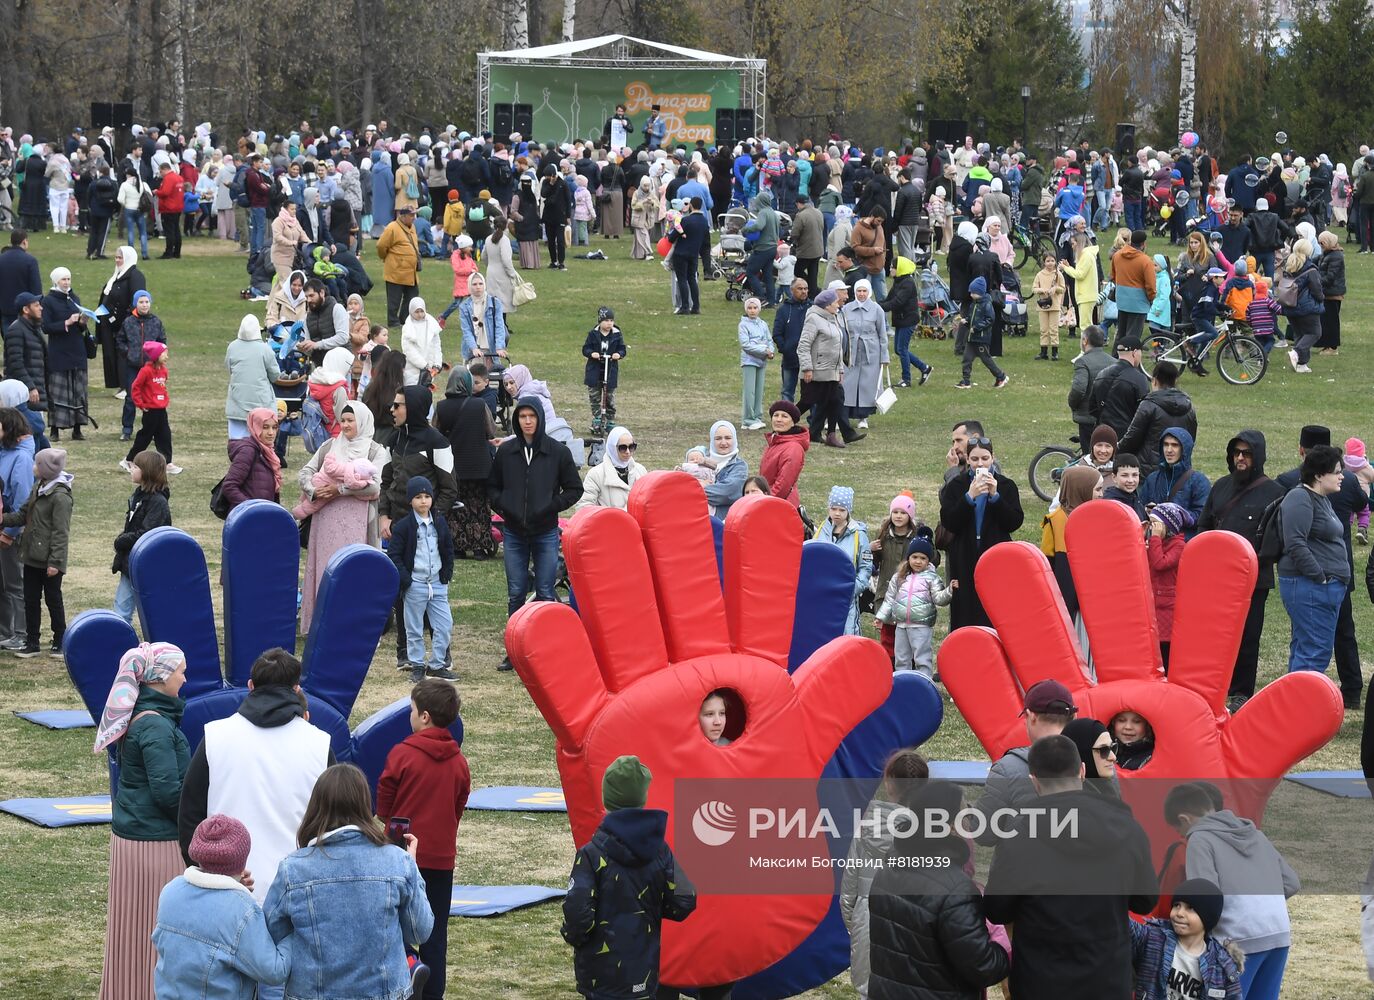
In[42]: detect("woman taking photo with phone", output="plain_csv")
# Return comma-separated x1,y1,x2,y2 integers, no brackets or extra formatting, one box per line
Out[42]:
937,436,1024,629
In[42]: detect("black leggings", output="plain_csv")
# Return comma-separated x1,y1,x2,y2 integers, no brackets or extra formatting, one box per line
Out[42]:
547,223,566,266
126,408,172,462
23,564,64,647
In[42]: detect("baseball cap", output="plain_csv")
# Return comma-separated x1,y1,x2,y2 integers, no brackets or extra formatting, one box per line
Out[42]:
1020,679,1077,716
1116,335,1143,351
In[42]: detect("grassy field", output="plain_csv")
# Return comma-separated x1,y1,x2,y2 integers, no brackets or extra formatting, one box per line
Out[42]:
0,226,1371,997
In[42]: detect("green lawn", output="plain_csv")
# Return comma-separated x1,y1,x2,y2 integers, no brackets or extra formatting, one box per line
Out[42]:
0,228,1370,997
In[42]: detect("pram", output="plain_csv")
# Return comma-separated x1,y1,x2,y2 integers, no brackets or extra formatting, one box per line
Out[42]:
716,209,751,301
916,260,958,339
1000,262,1028,337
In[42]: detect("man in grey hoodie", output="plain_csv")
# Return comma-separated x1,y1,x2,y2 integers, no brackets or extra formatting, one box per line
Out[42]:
742,189,780,308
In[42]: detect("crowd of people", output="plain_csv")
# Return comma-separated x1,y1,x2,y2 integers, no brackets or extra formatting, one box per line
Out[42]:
0,111,1366,1000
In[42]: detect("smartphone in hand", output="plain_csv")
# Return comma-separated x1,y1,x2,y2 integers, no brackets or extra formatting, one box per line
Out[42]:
386,817,411,848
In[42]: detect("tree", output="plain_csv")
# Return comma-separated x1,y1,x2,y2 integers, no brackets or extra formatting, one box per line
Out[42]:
1271,0,1374,155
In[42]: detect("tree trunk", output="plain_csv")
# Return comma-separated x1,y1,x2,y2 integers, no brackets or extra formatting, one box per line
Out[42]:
149,0,164,119
1176,20,1196,134
172,0,188,122
125,0,142,105
512,0,529,47
562,0,575,41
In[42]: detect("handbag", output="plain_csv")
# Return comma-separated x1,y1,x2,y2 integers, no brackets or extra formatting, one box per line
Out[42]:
83,332,98,360
875,366,897,415
512,275,537,307
1273,271,1300,309
298,514,312,549
209,477,232,519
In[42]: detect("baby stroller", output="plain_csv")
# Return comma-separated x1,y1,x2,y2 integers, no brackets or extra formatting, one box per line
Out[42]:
917,260,957,340
716,209,752,301
1000,263,1028,337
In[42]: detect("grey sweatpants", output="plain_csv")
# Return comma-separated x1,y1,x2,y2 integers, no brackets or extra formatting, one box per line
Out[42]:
894,624,934,676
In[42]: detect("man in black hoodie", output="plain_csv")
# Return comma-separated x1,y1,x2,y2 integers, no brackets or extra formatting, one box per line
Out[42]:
1117,361,1197,472
984,734,1158,1000
489,397,581,671
1196,431,1286,712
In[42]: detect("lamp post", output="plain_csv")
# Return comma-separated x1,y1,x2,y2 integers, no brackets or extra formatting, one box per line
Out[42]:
915,100,925,140
1056,120,1066,152
976,115,986,143
1021,85,1031,153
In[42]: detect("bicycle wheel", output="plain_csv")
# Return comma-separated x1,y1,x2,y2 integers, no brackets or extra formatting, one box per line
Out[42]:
1028,445,1078,503
1013,239,1028,271
1215,334,1268,385
1143,332,1178,364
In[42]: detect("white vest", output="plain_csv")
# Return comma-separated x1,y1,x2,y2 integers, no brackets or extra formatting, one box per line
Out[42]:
204,713,331,902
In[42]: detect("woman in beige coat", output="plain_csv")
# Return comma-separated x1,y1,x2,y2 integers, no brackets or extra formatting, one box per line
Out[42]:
393,152,420,214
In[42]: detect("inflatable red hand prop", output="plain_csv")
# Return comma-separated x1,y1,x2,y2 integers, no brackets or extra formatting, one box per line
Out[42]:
506,472,892,987
939,501,1343,824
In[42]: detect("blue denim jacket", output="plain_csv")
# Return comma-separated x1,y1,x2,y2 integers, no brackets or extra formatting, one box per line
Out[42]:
154,868,290,1000
264,827,434,1000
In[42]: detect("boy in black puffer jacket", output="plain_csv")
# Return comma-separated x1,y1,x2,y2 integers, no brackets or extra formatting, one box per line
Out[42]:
562,755,696,1000
879,255,932,387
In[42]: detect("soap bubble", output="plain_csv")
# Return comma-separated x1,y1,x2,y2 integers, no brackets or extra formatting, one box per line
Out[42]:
1174,189,1190,206
1275,130,1289,144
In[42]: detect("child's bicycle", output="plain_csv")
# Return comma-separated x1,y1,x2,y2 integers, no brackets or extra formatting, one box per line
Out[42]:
1011,223,1056,271
1143,314,1268,386
1027,435,1081,503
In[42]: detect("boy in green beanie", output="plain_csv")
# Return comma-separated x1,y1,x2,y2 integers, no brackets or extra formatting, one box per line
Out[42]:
561,755,697,999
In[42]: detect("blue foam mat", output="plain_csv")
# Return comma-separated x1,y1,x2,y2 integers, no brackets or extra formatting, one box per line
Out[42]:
929,760,991,784
1,794,111,826
466,786,567,811
449,884,565,917
15,709,95,729
1283,770,1371,798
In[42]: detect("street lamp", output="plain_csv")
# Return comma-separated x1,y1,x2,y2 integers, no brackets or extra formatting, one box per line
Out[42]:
976,115,986,141
1021,85,1031,153
915,100,925,139
1056,120,1066,152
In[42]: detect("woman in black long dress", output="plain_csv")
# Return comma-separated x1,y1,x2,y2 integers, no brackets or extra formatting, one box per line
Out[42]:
18,146,47,231
432,366,498,558
539,165,570,270
97,246,147,390
938,436,1024,629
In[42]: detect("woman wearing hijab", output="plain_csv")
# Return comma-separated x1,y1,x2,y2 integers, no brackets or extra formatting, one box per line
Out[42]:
266,268,308,328
937,435,1023,629
270,201,309,286
1062,718,1120,797
45,150,73,233
400,297,442,386
0,378,48,448
370,149,395,238
433,367,499,558
97,246,147,390
702,419,747,519
297,400,385,631
512,172,543,268
485,212,520,318
947,220,977,304
575,425,645,511
598,154,626,239
18,142,47,231
630,176,660,261
94,642,190,1000
307,347,354,439
826,204,854,264
225,315,282,440
1315,230,1345,354
982,216,1014,267
393,151,420,215
840,279,889,428
41,267,90,440
222,406,282,512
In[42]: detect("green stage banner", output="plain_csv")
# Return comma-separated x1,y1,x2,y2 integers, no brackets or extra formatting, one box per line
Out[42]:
488,65,741,146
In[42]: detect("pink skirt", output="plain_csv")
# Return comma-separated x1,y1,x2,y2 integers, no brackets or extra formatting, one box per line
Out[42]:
100,834,184,1000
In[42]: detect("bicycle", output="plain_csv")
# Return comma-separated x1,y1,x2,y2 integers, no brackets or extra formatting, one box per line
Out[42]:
1027,436,1081,503
1143,315,1268,386
1011,223,1056,271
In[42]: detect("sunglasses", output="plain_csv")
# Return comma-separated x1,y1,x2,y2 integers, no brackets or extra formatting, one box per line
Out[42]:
389,402,403,410
616,443,638,453
967,436,992,449
1094,745,1116,760
1232,447,1253,457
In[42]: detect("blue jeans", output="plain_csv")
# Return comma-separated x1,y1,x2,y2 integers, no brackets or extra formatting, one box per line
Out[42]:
118,357,136,435
822,212,834,240
249,206,267,253
114,573,136,624
741,364,765,424
1255,249,1275,279
866,270,887,301
893,325,929,384
503,527,560,617
1124,200,1144,232
745,247,775,306
1278,574,1344,672
1238,946,1288,1000
780,365,799,403
403,579,453,669
123,209,148,259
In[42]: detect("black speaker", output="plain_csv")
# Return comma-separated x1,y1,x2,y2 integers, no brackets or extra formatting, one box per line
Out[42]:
512,104,533,137
1115,122,1137,156
735,108,755,140
928,119,967,146
715,108,736,146
91,103,113,129
112,104,133,129
493,104,513,138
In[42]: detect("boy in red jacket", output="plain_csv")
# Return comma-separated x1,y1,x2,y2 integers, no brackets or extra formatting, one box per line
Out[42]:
377,678,470,1000
121,341,181,474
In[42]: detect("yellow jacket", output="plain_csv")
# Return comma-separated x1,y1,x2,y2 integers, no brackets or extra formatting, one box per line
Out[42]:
376,220,419,285
1062,244,1099,306
443,201,465,237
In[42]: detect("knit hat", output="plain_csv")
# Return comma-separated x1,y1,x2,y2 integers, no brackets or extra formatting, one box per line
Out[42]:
814,289,838,308
447,189,459,202
33,448,66,482
1346,437,1366,461
456,234,473,249
1090,425,1118,452
827,485,854,511
1151,501,1195,535
1171,877,1224,933
602,754,652,811
969,276,988,296
189,814,251,877
1234,257,1248,276
905,536,934,560
143,341,167,363
1300,425,1331,449
769,399,801,423
133,289,152,307
889,494,916,520
406,475,434,502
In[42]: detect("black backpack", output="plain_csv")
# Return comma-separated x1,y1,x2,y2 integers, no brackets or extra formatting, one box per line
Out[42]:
491,158,512,189
231,164,249,207
268,178,290,212
1254,495,1286,567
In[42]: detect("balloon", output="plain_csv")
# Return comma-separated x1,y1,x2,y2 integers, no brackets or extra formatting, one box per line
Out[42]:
1180,131,1199,148
1161,205,1173,219
656,236,672,257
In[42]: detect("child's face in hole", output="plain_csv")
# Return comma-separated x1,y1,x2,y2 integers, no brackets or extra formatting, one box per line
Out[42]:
1115,465,1140,492
1092,441,1114,463
1112,710,1150,744
699,695,727,743
908,552,930,573
743,481,764,496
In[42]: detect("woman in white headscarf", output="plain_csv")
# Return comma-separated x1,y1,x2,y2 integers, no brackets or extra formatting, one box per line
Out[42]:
307,346,354,438
41,266,91,438
841,279,890,428
826,203,854,262
575,425,646,511
630,175,660,259
266,268,308,328
97,246,146,390
982,216,1014,267
45,150,73,233
393,150,420,214
297,400,385,631
225,314,282,439
702,419,747,519
400,296,442,386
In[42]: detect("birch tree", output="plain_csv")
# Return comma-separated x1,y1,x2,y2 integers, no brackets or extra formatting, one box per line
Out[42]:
1162,0,1198,135
562,0,576,42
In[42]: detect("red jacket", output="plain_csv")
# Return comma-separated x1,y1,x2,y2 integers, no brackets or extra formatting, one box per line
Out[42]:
1147,532,1185,640
246,167,271,209
376,727,470,870
759,427,809,509
130,362,169,410
156,170,185,214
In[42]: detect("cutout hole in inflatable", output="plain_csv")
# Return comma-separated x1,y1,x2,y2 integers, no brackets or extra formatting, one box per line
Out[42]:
1108,707,1155,770
700,687,745,746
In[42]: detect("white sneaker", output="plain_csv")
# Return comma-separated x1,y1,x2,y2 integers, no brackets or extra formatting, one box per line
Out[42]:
1287,349,1299,371
858,419,869,429
114,390,126,400
166,463,184,475
117,459,132,472
1295,364,1312,374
